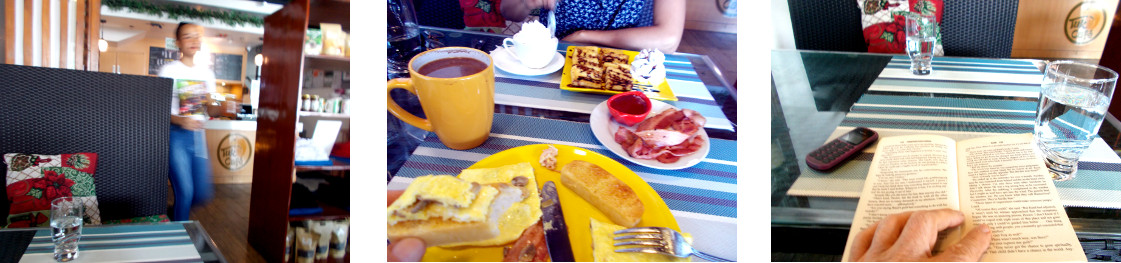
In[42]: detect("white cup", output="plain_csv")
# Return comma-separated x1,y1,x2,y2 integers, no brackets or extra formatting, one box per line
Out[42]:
502,36,558,69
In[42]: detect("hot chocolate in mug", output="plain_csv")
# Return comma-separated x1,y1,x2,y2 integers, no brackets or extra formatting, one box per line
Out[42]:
387,47,495,150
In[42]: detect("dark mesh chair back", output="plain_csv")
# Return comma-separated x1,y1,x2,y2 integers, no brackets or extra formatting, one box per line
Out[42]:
941,1,1019,58
787,0,867,53
0,64,170,222
788,0,1020,58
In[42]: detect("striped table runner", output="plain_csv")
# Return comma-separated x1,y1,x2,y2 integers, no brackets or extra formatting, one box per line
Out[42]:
19,223,202,262
786,56,1121,209
489,43,735,131
390,113,738,260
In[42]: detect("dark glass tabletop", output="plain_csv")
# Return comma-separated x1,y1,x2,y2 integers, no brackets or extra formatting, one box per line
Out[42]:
771,49,1121,259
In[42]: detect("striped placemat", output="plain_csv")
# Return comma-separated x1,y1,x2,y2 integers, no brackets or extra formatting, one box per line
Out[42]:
19,223,202,263
786,56,1121,209
390,113,737,259
488,43,735,131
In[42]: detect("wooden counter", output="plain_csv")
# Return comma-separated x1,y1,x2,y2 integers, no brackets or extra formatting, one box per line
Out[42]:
203,120,257,184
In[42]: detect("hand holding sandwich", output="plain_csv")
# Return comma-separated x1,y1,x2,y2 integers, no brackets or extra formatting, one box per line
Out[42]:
388,190,426,262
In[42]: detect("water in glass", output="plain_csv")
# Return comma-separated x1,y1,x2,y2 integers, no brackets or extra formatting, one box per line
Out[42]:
906,36,935,75
1035,83,1110,180
51,216,82,261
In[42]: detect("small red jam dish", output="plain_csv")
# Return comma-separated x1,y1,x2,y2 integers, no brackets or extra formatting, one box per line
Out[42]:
606,91,652,126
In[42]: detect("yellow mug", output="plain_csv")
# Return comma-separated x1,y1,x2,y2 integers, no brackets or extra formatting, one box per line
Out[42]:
387,47,495,150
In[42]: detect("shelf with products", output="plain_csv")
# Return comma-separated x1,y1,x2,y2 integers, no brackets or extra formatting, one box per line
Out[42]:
304,54,350,72
297,111,350,119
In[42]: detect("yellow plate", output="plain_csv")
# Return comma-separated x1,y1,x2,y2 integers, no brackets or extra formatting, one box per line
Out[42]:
421,144,681,262
560,46,678,101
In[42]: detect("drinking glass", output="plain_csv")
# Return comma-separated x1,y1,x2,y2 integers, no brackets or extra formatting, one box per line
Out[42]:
388,0,425,79
1034,61,1118,181
905,14,937,75
51,196,84,262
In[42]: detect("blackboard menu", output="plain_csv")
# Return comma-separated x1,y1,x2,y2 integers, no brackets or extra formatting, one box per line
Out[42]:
149,47,244,81
212,53,243,81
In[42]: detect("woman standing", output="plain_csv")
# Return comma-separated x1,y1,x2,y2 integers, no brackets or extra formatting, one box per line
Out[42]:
158,22,215,221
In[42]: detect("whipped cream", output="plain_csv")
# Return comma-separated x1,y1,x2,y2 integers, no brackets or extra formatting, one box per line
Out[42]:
514,21,555,42
630,49,666,85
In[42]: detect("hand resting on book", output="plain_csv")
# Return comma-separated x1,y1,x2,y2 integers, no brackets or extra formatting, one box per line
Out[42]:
848,209,992,262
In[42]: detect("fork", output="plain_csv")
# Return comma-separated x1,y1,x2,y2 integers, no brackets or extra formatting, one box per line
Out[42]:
614,227,732,262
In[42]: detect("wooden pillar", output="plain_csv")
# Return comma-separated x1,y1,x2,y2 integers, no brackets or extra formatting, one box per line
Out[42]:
1102,2,1121,120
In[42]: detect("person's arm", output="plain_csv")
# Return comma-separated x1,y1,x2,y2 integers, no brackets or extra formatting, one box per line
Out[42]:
501,0,557,22
171,114,204,130
562,0,686,53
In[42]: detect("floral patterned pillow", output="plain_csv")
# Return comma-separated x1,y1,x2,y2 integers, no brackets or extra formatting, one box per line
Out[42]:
857,0,944,55
3,153,101,228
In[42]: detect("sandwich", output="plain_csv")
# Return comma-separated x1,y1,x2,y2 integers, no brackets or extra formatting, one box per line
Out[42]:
387,175,525,246
387,162,543,248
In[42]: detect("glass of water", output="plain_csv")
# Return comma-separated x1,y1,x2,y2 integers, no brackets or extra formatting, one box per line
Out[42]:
1035,61,1118,181
50,197,83,262
388,0,425,79
905,14,937,75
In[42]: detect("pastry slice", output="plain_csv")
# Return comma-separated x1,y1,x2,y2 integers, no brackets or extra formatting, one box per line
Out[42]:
601,50,629,65
570,63,604,89
571,46,601,66
604,63,634,91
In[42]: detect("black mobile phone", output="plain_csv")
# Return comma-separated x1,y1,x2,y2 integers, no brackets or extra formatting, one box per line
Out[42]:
806,127,879,171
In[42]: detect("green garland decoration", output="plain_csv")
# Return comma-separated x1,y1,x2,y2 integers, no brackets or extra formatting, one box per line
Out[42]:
102,0,264,28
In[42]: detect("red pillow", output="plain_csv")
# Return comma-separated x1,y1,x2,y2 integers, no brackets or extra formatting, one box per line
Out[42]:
857,0,944,55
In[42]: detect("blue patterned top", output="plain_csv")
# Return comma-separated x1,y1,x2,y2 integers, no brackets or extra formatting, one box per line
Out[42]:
539,0,655,40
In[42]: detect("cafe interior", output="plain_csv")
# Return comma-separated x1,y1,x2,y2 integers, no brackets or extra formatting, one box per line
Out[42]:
0,0,352,262
772,0,1121,262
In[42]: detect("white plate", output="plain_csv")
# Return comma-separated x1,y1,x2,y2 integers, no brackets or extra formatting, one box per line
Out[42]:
589,100,710,170
490,46,564,76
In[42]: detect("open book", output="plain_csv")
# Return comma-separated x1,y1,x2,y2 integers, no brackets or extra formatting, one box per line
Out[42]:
840,133,1085,262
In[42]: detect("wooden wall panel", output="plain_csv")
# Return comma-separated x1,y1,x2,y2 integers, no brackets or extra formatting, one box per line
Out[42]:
59,0,66,67
85,0,97,71
75,0,84,70
41,0,49,66
5,0,96,69
23,0,30,65
5,0,13,64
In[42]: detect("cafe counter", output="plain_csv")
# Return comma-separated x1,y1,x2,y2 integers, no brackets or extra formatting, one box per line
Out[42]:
203,120,257,184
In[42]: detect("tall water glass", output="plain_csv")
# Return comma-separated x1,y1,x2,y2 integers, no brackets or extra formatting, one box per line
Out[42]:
388,0,425,79
1034,61,1118,181
905,14,937,75
51,197,84,262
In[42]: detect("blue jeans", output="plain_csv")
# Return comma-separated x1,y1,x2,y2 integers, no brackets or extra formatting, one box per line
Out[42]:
169,124,214,221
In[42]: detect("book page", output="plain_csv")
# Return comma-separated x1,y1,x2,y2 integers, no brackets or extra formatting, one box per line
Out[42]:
842,135,962,262
956,133,1085,261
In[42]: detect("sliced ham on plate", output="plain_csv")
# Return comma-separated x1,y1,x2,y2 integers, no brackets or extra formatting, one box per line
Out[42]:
613,108,707,163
